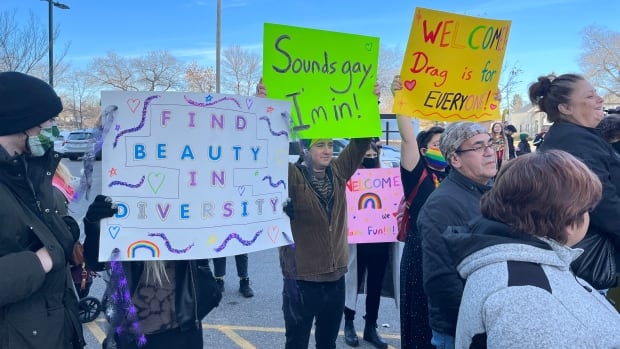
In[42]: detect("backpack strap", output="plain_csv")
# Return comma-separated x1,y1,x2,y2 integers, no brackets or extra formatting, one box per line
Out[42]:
405,168,429,207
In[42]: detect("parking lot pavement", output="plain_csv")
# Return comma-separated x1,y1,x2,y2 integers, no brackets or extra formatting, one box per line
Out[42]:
80,248,402,349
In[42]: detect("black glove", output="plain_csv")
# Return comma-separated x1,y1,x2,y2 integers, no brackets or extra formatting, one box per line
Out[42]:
85,195,118,222
283,198,295,220
83,195,117,271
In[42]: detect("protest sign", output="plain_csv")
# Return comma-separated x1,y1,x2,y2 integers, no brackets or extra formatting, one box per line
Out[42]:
263,23,381,139
346,168,401,243
98,91,292,261
393,7,511,122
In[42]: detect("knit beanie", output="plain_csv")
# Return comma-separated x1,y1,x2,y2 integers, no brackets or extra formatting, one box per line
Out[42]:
519,133,529,141
440,121,489,160
300,138,331,150
0,72,63,136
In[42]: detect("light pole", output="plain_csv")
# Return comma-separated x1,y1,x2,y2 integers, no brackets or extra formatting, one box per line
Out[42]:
42,0,70,87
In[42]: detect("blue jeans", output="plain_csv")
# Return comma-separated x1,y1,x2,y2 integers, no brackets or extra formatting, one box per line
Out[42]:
282,277,345,349
431,330,455,349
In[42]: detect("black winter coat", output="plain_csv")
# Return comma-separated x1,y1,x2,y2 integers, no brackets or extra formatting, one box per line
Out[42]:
0,149,84,349
83,219,221,344
416,169,492,336
540,121,620,288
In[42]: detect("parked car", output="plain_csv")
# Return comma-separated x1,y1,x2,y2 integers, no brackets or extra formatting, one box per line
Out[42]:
288,138,400,168
53,130,71,155
378,144,401,168
63,130,102,161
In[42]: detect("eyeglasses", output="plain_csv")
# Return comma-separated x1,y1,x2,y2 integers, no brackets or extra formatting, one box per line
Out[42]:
455,143,495,154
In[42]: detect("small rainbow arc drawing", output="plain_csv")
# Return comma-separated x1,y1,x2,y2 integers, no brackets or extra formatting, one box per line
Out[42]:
358,192,382,209
127,240,161,258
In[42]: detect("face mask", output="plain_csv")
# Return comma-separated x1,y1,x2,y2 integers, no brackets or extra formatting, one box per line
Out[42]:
27,125,59,157
424,146,448,169
362,157,378,168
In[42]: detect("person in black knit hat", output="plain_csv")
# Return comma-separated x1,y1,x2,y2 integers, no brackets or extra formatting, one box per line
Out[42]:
0,71,85,348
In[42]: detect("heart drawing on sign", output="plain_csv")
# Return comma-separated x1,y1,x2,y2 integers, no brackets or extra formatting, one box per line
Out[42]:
127,98,141,113
365,42,373,51
404,80,417,91
147,172,166,194
237,186,246,196
489,104,497,110
108,225,121,239
267,226,280,243
246,98,253,110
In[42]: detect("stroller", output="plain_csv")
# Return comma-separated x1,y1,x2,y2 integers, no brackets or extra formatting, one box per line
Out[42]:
71,262,103,323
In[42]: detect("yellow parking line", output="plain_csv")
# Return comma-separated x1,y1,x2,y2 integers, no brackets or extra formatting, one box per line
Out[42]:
203,324,285,333
86,321,107,343
86,320,400,347
211,325,257,349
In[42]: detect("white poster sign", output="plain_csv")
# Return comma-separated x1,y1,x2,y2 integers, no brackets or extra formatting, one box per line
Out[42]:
98,91,292,261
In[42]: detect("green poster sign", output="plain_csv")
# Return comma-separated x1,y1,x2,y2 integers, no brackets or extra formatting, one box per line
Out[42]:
263,23,381,139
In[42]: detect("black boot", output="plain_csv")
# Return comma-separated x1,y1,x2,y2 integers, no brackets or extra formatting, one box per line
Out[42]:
344,320,359,347
215,277,225,293
239,278,254,298
363,320,388,349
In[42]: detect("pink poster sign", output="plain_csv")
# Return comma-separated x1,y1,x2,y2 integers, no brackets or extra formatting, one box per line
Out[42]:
346,168,402,244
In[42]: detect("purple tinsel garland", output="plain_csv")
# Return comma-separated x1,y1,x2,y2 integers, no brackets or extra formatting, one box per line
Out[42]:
108,248,146,347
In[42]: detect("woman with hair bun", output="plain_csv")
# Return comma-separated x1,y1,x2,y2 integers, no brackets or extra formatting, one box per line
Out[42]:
529,73,620,290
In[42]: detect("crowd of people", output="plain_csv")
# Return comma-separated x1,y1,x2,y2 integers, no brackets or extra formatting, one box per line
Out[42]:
1,70,619,349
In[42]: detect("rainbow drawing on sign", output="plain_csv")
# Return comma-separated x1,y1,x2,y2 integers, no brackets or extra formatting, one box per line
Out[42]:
127,240,161,258
358,192,382,209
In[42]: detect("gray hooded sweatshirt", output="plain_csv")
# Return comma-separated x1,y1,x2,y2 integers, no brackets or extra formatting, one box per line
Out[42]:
443,217,620,349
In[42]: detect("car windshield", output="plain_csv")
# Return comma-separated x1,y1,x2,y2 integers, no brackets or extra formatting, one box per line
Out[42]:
68,132,93,141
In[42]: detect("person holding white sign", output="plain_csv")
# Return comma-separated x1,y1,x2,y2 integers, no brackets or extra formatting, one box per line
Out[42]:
83,194,222,349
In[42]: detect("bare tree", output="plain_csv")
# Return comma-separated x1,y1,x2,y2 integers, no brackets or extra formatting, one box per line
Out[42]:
134,50,185,91
510,94,524,112
89,50,185,91
222,45,261,95
61,69,100,129
0,9,68,79
185,61,216,92
89,51,137,91
579,25,620,97
498,62,523,120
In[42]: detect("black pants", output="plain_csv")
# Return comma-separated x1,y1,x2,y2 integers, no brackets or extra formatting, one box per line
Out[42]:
282,277,345,349
111,327,203,349
213,253,248,278
345,243,390,323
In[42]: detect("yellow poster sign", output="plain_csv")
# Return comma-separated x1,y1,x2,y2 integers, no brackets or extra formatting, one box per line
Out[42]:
393,8,511,122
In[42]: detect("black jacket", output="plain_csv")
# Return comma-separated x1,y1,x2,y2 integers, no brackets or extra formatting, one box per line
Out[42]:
0,149,84,349
539,121,620,288
416,169,492,336
83,219,222,343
